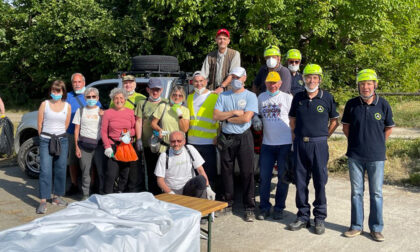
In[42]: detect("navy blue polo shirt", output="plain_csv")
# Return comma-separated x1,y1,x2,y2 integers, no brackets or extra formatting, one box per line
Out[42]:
289,89,339,137
342,95,394,162
253,65,291,94
290,72,305,96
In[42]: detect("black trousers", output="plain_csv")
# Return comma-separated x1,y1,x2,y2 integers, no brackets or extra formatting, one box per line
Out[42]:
220,129,255,210
143,147,161,195
182,175,207,198
104,144,138,194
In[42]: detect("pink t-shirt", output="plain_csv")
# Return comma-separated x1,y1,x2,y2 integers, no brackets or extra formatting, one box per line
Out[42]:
101,108,135,149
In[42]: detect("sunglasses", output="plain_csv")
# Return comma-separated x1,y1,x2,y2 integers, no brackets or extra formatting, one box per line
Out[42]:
172,94,183,98
86,96,97,99
288,60,300,64
170,139,183,143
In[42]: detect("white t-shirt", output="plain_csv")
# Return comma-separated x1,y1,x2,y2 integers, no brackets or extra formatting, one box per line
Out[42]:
154,145,205,193
258,91,293,145
72,106,102,140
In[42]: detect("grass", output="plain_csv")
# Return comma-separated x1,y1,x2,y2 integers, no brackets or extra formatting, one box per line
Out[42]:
327,137,420,186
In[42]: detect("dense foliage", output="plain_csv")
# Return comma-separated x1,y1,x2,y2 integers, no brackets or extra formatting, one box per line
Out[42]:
0,0,419,107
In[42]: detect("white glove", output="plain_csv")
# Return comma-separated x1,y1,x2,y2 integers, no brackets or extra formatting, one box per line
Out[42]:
104,147,114,158
252,115,263,131
121,131,131,144
169,191,175,194
176,108,183,117
161,131,170,136
206,186,216,200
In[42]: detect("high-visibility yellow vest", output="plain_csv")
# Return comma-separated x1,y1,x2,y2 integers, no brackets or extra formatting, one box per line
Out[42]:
187,92,219,141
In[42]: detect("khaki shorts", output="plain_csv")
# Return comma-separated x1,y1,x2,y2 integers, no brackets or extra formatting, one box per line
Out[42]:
67,133,78,166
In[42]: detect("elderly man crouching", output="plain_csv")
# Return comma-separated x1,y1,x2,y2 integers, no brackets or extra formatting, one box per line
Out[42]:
155,131,215,199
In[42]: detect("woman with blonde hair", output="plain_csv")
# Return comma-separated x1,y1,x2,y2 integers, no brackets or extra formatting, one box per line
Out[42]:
151,86,190,153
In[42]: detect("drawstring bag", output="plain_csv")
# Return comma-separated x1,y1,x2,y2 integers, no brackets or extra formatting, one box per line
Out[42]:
114,142,138,162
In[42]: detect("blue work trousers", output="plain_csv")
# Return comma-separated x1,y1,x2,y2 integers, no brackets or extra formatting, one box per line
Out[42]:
294,138,329,223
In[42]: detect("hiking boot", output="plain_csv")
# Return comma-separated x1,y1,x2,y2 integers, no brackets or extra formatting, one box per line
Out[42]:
272,209,283,220
36,202,47,214
66,184,79,196
370,231,385,242
244,210,255,222
314,221,325,235
288,219,310,231
52,197,68,207
344,229,362,238
256,209,270,220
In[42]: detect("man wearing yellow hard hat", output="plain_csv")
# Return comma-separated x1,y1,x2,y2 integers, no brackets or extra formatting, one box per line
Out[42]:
252,45,292,95
254,71,293,221
341,69,394,242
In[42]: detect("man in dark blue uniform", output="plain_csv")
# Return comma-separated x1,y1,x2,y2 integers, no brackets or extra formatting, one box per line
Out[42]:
286,49,305,96
287,64,339,235
252,45,292,95
342,69,394,242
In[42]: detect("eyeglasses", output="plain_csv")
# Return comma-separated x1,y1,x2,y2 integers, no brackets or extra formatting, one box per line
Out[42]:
170,139,183,143
172,94,183,98
288,60,300,65
86,96,97,99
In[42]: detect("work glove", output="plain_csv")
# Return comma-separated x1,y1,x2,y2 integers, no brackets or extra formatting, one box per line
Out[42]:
171,104,183,117
136,139,143,152
121,131,131,144
206,186,216,200
104,147,114,158
252,115,263,131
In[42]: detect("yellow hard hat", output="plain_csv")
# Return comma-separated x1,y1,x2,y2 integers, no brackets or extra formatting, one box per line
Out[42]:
265,71,281,82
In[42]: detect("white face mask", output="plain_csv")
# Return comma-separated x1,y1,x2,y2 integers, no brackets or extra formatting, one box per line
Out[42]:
288,64,299,72
172,147,183,155
194,87,206,95
231,79,243,90
266,57,278,68
305,85,319,93
149,96,161,102
127,90,134,95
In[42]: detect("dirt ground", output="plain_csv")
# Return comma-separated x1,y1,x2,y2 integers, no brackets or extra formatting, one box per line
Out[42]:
0,158,419,252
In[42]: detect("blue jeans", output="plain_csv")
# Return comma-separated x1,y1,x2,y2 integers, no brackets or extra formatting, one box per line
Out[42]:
259,144,291,211
39,136,68,199
348,157,384,232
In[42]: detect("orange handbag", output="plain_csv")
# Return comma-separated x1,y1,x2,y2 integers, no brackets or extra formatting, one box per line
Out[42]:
114,142,138,162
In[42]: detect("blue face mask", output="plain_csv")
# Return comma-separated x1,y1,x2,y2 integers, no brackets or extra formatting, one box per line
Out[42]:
170,99,182,105
172,148,183,155
149,96,161,102
86,99,97,107
75,87,86,94
50,93,62,101
231,79,243,90
268,90,280,97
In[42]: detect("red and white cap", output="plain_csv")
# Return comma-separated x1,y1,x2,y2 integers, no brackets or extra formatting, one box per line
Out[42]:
216,28,230,38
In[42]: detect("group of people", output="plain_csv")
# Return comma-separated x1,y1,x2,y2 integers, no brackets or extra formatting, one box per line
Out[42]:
36,28,394,242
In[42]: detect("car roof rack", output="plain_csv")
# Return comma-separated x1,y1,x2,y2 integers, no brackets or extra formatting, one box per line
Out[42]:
117,70,192,79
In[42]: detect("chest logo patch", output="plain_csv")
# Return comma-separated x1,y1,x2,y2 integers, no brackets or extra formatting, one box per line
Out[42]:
238,99,247,110
317,105,324,113
374,113,382,120
298,80,304,86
